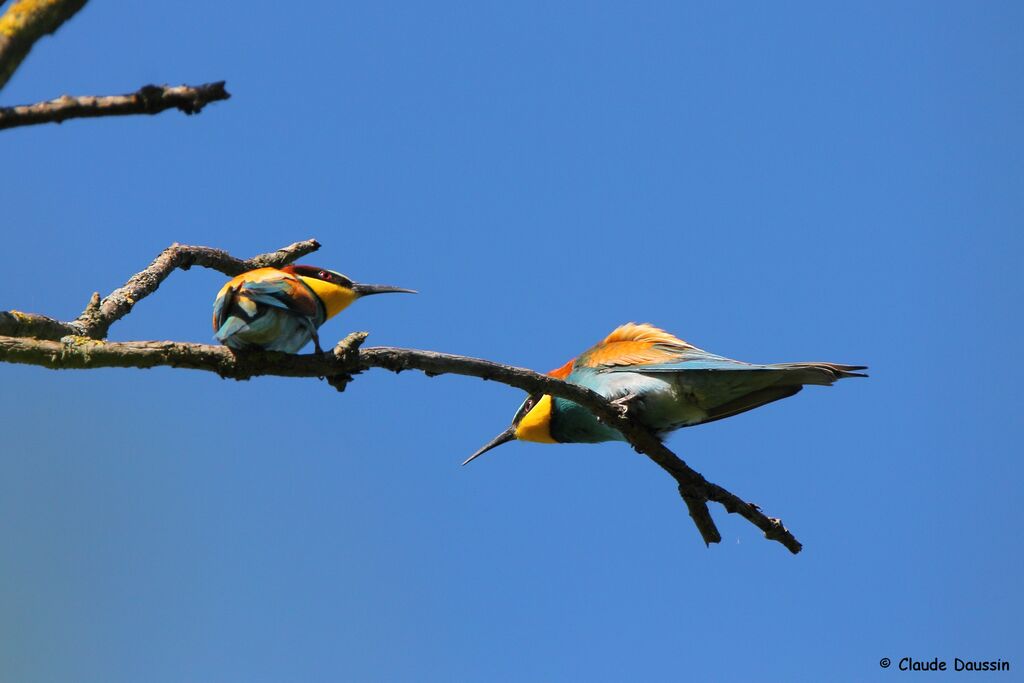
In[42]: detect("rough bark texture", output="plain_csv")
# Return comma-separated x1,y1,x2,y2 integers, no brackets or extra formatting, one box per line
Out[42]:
0,82,230,130
0,0,87,91
0,240,804,554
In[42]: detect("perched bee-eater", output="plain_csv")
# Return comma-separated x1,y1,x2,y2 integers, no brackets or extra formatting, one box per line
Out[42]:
212,264,415,353
466,323,866,464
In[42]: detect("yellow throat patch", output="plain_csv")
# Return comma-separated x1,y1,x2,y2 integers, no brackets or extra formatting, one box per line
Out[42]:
515,394,557,443
298,276,357,319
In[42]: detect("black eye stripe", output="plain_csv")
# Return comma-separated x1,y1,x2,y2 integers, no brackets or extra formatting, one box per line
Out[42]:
512,394,542,425
292,266,353,287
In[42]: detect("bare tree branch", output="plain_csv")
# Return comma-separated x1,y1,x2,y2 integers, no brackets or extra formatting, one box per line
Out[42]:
0,310,76,340
0,239,320,341
0,242,798,552
346,345,799,553
0,82,230,130
0,0,87,91
0,3,228,131
0,240,803,554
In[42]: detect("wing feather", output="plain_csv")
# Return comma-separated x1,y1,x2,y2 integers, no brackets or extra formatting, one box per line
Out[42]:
212,268,324,343
577,323,708,369
236,274,320,319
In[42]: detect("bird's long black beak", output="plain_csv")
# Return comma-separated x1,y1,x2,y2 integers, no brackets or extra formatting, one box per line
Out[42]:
462,426,516,466
352,283,418,296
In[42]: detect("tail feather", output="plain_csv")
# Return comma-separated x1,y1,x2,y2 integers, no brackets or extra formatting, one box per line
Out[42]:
690,362,866,427
765,362,868,386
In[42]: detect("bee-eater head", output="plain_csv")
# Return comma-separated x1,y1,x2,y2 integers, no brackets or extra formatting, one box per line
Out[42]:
285,265,416,319
463,393,557,465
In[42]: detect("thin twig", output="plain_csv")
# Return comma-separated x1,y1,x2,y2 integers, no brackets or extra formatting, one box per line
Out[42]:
0,82,230,130
0,239,320,341
72,238,320,340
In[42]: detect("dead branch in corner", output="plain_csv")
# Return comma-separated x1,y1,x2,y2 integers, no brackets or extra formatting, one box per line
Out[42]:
0,82,230,130
0,2,228,130
0,0,88,91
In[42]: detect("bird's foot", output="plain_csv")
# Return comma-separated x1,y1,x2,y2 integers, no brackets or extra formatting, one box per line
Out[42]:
310,328,325,356
611,392,639,418
310,332,327,379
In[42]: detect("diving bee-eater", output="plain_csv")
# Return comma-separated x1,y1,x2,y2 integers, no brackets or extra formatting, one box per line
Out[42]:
212,264,415,353
466,323,866,464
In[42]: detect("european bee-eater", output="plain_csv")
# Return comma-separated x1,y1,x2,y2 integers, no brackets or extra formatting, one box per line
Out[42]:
212,264,415,353
466,323,866,464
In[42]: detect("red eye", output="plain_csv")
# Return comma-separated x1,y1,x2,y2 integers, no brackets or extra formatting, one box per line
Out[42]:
318,270,329,280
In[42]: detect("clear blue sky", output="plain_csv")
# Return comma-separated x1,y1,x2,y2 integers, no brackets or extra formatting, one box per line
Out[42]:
2,2,1021,681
